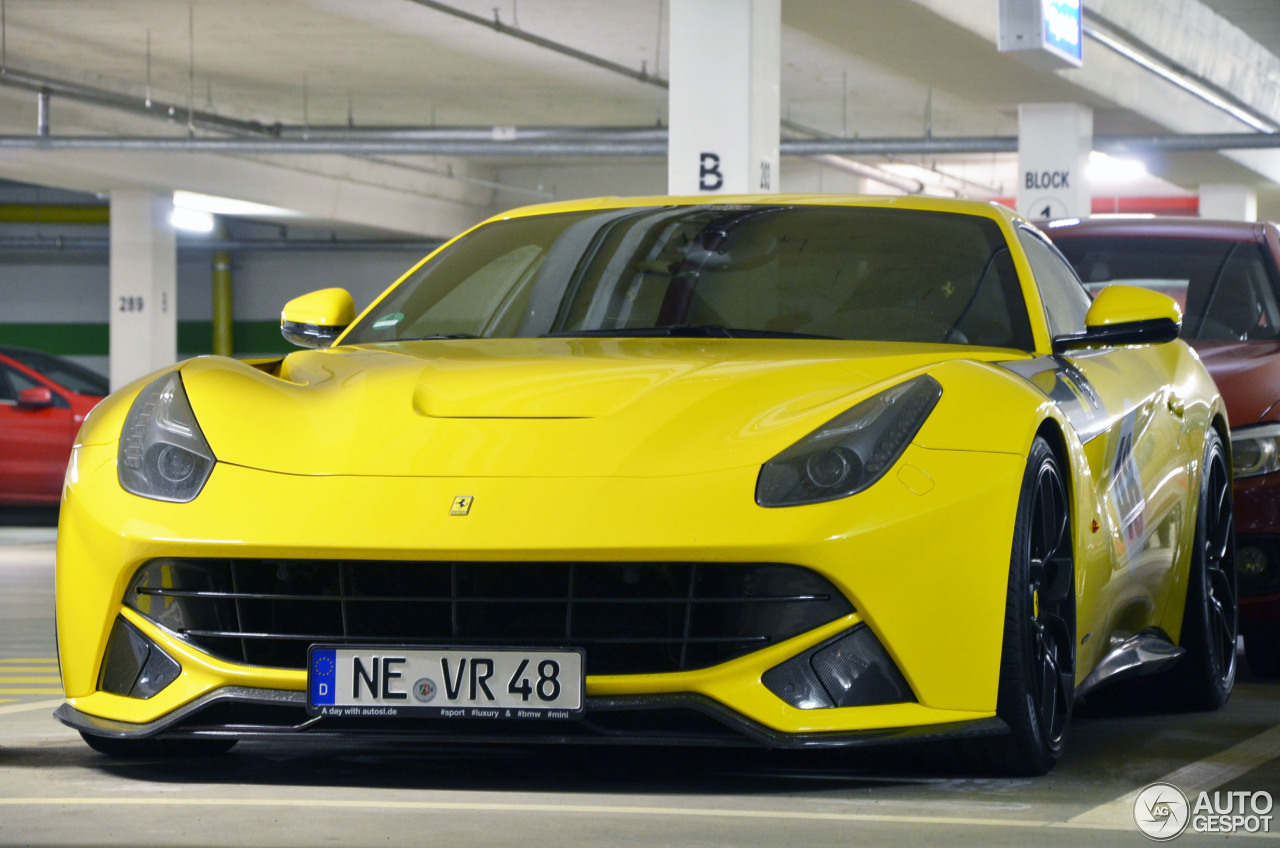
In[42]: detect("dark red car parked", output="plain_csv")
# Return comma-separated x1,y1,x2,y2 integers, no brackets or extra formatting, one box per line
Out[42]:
1048,217,1280,678
0,346,106,507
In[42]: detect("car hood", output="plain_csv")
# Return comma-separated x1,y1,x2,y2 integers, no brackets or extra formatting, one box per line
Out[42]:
1191,340,1280,426
181,338,1019,478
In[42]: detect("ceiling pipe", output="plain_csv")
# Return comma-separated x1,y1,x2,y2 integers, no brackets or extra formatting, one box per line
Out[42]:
403,0,669,89
0,237,442,253
405,1,933,192
0,135,668,155
276,125,671,142
5,131,1280,156
0,66,275,137
810,155,925,195
1083,11,1279,134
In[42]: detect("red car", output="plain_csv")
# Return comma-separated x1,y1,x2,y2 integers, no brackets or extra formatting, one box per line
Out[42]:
0,346,107,507
1048,217,1280,678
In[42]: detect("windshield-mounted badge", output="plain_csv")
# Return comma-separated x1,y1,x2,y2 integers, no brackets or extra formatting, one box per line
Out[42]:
450,496,474,516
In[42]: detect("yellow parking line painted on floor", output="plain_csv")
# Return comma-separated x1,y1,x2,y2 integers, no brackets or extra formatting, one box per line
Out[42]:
0,798,1272,839
0,698,63,716
0,688,62,695
1068,721,1280,828
0,677,60,684
0,658,57,663
0,699,14,705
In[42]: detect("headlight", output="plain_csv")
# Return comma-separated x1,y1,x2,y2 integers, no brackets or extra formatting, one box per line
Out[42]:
756,375,942,507
117,372,216,502
1231,422,1280,479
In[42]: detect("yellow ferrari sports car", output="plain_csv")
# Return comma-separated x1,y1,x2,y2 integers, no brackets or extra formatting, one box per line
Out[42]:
55,195,1236,775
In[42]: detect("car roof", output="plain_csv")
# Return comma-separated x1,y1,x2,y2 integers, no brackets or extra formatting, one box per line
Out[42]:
486,193,1024,226
1043,216,1270,242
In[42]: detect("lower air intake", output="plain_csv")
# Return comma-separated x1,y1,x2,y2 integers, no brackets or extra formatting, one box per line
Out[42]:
124,559,853,676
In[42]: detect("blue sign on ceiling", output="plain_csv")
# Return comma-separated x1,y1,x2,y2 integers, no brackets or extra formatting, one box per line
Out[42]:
1043,0,1083,62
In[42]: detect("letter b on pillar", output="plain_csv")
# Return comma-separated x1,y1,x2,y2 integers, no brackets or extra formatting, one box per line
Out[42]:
667,0,780,194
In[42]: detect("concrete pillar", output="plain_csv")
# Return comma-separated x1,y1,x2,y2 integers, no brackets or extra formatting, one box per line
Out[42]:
109,191,177,391
1199,184,1257,222
1016,103,1092,220
667,0,780,195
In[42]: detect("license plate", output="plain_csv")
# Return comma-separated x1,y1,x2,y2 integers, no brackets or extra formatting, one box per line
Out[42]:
306,646,584,719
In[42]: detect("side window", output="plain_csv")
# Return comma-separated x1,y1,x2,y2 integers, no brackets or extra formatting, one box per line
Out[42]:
0,364,38,402
1199,243,1280,340
1018,229,1092,337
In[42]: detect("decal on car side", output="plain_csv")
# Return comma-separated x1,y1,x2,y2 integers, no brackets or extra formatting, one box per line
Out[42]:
999,356,1110,443
1109,407,1146,560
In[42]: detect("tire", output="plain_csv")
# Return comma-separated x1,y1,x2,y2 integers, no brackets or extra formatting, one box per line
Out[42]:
80,732,236,758
1243,622,1280,679
1162,428,1237,710
984,436,1076,776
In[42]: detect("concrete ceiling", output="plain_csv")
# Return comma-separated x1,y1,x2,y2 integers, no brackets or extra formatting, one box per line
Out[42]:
2,0,1280,233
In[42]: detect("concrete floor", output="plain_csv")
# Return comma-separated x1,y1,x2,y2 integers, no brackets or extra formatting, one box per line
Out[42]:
1,522,1277,847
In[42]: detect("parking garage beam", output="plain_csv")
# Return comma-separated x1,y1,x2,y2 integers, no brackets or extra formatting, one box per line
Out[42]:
108,191,177,391
1199,184,1257,222
667,0,779,195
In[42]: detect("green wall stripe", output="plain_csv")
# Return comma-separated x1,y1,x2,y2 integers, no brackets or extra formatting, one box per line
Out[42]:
0,321,292,357
0,323,109,355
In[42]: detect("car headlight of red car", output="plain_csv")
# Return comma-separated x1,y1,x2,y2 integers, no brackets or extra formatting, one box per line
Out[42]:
1231,422,1280,479
755,375,941,507
117,372,216,502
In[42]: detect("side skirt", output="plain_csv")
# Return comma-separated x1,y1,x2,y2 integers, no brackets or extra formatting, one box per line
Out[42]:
1075,629,1185,699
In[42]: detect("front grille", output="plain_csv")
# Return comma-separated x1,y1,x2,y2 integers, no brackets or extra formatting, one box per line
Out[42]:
124,559,853,675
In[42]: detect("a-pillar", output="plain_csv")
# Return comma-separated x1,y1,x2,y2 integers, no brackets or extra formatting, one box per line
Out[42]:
667,0,780,195
109,191,177,391
1016,103,1092,220
1199,184,1257,221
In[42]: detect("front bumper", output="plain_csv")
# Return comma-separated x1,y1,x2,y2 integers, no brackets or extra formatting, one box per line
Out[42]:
57,440,1024,744
54,688,1008,749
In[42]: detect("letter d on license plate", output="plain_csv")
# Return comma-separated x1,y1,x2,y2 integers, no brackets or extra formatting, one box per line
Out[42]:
306,646,584,720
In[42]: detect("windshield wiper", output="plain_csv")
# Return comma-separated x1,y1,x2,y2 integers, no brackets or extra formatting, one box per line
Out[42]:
543,325,838,340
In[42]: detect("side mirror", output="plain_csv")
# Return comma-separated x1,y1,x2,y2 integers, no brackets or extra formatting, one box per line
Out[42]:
16,386,54,408
281,288,356,349
1053,285,1181,353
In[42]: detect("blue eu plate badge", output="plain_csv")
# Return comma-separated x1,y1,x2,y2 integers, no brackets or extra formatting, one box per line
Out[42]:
310,649,336,705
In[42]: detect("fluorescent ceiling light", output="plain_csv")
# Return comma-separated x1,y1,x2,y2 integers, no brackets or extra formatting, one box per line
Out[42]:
170,206,215,233
1087,150,1147,183
172,190,301,219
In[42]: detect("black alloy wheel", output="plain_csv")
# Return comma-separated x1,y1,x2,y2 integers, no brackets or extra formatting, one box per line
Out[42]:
1165,428,1237,709
986,436,1076,776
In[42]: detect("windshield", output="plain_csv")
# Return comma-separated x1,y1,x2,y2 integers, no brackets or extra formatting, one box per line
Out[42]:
1055,235,1280,341
343,205,1034,350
